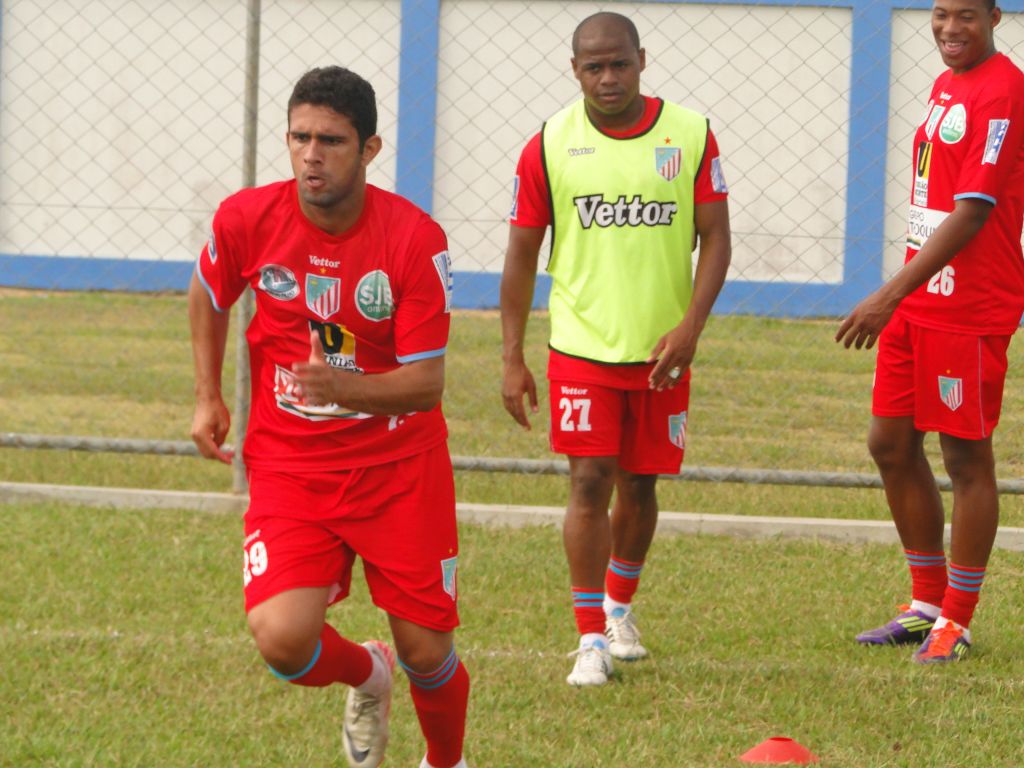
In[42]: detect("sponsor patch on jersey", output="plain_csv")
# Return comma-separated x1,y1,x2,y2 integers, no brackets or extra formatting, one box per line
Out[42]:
906,205,949,251
568,146,595,156
710,156,728,194
509,175,520,220
668,411,687,450
258,264,299,300
982,119,1010,165
309,254,340,271
938,375,963,411
207,231,218,264
655,146,681,181
939,104,967,144
306,274,342,320
272,363,369,420
432,250,453,313
914,142,932,207
355,270,394,321
924,104,944,140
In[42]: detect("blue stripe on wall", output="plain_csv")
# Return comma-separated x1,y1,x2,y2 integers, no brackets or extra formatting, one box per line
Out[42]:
396,0,441,213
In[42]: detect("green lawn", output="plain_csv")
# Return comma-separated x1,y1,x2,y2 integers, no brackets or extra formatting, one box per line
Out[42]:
4,290,1024,525
2,502,1023,767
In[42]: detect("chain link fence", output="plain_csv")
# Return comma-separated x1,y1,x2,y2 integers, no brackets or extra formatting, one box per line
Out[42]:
3,0,1024,488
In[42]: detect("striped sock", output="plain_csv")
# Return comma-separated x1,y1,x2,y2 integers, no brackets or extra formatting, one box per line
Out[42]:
571,587,606,635
605,557,644,606
941,562,986,628
267,623,372,688
904,549,947,608
402,648,469,768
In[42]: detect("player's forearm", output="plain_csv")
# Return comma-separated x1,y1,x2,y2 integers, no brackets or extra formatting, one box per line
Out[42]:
188,273,230,402
500,264,538,364
683,203,732,337
328,357,445,415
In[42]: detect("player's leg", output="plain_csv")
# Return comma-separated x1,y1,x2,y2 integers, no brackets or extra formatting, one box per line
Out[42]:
563,454,617,685
858,316,946,645
550,379,623,685
389,617,469,768
912,331,1009,663
603,376,688,660
349,446,469,766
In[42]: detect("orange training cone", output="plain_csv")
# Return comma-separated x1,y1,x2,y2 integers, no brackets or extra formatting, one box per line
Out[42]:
739,736,820,764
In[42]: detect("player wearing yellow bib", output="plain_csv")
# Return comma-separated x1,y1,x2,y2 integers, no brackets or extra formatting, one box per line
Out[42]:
500,12,732,687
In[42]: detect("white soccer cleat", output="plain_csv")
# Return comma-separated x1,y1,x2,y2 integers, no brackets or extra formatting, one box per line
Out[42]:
605,607,648,660
342,641,394,768
566,639,613,687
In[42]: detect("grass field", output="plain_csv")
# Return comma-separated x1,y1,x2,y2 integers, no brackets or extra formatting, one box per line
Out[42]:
4,289,1024,525
4,502,1024,767
4,290,1024,766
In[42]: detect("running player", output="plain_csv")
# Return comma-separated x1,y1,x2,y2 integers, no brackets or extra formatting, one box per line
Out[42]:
190,66,469,766
837,0,1024,663
500,12,732,686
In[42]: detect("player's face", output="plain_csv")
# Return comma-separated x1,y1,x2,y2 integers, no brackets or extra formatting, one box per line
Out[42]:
286,104,381,213
571,26,645,123
931,0,999,74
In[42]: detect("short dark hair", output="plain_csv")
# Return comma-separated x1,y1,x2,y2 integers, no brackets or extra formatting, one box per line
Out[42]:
572,12,641,56
287,66,377,147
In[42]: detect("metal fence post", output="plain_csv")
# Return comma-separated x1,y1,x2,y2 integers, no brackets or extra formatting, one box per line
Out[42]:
232,0,262,495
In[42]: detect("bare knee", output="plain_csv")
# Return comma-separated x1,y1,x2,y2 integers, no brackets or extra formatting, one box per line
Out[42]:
248,608,321,675
941,435,995,486
868,417,922,473
616,471,658,508
390,618,453,675
569,458,616,512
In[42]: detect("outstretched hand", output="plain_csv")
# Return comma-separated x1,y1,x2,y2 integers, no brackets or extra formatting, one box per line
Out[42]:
502,358,538,430
835,290,898,350
191,397,234,464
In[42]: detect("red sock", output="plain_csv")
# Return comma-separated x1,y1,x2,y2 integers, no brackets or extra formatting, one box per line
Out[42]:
605,557,644,605
571,587,605,634
283,623,373,688
904,549,947,607
941,563,986,628
404,651,469,768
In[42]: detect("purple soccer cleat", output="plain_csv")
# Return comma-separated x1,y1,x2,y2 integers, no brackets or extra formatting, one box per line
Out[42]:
856,604,935,646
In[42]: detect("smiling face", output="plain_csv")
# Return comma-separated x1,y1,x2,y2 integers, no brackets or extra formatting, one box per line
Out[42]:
931,0,1000,74
571,18,646,129
286,103,381,233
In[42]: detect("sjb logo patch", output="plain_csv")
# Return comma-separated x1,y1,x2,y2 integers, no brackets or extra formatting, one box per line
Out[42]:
355,270,393,321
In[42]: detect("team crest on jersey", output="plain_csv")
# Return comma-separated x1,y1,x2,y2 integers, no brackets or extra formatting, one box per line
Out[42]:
355,270,394,321
655,146,681,181
924,104,945,140
440,556,458,600
938,375,963,411
207,231,218,264
432,250,453,313
668,411,688,449
306,274,342,320
258,264,299,300
939,104,967,144
983,119,1010,165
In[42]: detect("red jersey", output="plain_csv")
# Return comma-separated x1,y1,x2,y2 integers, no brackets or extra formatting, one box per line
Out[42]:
510,95,728,387
196,182,452,472
899,53,1024,335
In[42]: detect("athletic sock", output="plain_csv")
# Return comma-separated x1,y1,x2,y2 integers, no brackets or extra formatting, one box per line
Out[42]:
402,648,469,768
571,587,606,635
940,562,986,629
605,556,644,606
268,623,373,688
904,548,947,608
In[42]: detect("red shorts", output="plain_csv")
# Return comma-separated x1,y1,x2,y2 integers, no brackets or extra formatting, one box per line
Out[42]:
243,444,459,632
873,313,1011,439
548,374,690,474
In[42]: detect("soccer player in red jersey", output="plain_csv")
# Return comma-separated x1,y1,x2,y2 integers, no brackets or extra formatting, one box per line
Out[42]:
189,67,469,767
501,13,731,686
837,0,1024,663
